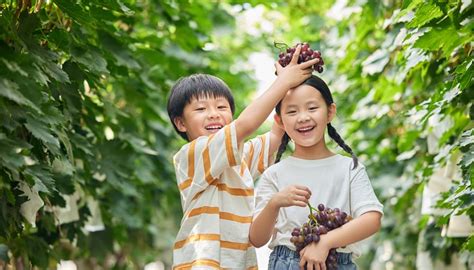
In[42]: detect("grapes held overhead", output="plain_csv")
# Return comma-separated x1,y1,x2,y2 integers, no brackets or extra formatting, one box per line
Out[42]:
290,203,353,270
277,42,325,73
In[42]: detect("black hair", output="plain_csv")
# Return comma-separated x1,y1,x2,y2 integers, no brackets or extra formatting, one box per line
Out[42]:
274,75,358,169
167,74,235,141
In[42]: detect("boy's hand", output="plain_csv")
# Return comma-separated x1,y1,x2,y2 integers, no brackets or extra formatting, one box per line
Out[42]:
299,240,330,270
271,184,311,208
275,45,320,89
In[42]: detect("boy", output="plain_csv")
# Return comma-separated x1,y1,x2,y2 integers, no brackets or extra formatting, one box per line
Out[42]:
167,45,317,269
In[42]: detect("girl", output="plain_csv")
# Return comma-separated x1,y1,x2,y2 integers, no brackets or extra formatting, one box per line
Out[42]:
249,75,383,270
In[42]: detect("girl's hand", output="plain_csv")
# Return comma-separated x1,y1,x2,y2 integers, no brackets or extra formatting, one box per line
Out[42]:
271,185,311,208
275,45,320,89
299,240,331,270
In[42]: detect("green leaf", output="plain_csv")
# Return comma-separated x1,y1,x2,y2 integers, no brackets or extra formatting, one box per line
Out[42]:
460,146,474,169
462,235,474,251
121,133,158,156
71,46,109,75
52,158,75,176
362,49,390,75
24,116,60,148
414,26,471,57
37,56,71,84
53,0,95,27
24,165,56,194
459,129,474,148
57,130,74,161
454,57,473,90
0,79,40,112
24,235,49,267
406,3,444,28
1,58,28,77
395,0,424,22
99,32,140,69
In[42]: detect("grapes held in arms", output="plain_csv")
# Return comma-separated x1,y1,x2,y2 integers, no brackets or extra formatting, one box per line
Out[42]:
276,42,325,73
290,203,353,270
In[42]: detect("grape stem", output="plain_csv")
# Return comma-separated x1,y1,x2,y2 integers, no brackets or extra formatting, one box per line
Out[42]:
307,202,319,226
273,41,289,50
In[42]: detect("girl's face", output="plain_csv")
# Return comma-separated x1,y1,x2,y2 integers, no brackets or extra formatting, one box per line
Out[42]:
276,84,336,149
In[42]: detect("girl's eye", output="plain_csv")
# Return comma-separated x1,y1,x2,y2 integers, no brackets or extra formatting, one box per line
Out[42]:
286,111,297,114
217,106,228,110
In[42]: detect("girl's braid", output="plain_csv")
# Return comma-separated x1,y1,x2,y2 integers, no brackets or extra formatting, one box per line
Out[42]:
275,133,290,163
327,123,358,169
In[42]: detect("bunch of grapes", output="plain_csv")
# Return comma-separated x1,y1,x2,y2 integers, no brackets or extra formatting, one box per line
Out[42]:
276,42,325,73
290,203,352,270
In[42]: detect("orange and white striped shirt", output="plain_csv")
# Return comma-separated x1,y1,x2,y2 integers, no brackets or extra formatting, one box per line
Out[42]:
172,122,271,269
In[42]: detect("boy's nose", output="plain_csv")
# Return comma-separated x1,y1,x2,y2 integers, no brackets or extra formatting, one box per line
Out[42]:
207,108,220,119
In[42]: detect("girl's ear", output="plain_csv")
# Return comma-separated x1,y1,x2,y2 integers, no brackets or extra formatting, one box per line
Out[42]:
274,114,284,128
173,117,187,132
328,103,337,123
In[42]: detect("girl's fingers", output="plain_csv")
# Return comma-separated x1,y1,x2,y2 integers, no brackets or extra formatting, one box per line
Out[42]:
299,57,320,69
275,61,283,74
303,68,313,76
294,189,311,197
294,194,308,202
292,198,307,206
290,45,302,65
320,262,326,270
294,186,312,197
299,257,306,270
294,185,312,193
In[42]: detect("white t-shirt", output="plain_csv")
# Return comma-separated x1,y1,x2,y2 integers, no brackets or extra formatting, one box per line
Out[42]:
254,154,383,257
172,122,271,269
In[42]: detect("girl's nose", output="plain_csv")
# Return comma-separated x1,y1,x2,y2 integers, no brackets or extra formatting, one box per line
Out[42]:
297,113,310,123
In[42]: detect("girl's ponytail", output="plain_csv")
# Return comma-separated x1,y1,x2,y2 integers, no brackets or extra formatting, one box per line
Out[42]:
327,123,358,169
275,133,290,163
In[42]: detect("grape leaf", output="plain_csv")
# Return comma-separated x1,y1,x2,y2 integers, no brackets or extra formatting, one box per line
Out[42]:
406,3,444,28
0,79,40,112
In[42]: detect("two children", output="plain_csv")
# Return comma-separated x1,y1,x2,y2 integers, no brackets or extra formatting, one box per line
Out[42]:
167,45,318,269
167,46,383,269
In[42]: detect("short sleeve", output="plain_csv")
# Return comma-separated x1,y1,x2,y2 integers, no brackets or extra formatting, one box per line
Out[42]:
253,170,279,217
174,122,242,210
349,164,384,218
242,132,272,180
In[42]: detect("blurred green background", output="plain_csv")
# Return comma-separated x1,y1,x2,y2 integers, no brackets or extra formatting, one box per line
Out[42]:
0,0,472,269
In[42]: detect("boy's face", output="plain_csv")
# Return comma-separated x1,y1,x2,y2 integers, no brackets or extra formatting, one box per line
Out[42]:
174,95,233,141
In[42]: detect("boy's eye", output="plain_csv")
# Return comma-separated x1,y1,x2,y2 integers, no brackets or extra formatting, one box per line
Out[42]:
195,107,206,111
309,107,319,110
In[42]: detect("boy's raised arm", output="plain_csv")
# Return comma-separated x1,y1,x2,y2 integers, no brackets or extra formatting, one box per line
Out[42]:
234,46,320,144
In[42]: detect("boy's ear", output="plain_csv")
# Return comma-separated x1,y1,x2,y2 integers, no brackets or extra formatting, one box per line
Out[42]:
328,103,337,123
173,117,187,132
274,114,284,128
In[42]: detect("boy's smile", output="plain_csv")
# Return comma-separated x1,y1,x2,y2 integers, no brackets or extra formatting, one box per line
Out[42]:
174,96,233,141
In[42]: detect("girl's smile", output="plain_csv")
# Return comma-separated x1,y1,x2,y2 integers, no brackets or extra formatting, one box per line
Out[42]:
276,84,336,159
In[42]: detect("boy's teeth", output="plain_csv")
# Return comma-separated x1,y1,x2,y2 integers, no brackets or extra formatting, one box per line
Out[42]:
206,125,222,130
